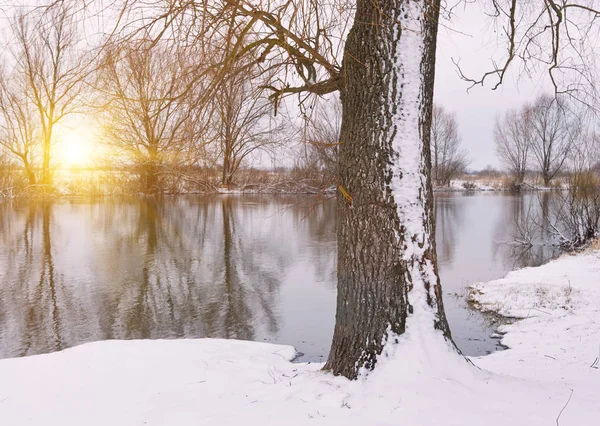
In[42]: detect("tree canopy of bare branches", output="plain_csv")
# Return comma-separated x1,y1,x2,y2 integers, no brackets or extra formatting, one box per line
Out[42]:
529,94,579,185
215,70,283,187
0,67,39,185
495,107,532,185
431,105,469,186
455,1,600,105
10,3,94,186
100,38,212,193
496,94,582,186
295,96,341,186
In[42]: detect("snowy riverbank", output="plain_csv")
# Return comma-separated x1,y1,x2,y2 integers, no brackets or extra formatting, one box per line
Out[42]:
434,178,564,192
468,248,600,415
0,251,598,425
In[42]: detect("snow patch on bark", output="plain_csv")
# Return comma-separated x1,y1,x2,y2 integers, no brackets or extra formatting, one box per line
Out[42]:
387,0,439,328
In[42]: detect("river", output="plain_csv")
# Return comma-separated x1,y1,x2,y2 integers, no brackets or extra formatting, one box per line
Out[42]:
0,193,560,361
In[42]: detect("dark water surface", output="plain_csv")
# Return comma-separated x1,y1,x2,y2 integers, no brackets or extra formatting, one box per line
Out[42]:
0,193,559,361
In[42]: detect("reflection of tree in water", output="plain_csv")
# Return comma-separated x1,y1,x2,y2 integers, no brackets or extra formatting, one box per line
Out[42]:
202,198,255,339
0,202,66,357
434,194,466,265
0,196,335,359
38,204,62,351
102,196,295,342
104,198,214,340
286,196,337,288
492,193,561,270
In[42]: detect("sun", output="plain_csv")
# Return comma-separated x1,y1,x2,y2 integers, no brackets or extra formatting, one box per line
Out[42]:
54,120,99,168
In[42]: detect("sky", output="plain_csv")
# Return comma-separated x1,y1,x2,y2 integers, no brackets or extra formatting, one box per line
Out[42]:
433,3,552,170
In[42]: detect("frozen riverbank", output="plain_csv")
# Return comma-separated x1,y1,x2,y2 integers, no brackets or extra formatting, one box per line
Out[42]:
0,250,598,425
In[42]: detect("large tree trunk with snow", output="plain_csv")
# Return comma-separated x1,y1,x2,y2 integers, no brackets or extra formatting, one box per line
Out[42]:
325,0,452,379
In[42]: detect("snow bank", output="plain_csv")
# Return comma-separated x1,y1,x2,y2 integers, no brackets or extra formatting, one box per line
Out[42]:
447,179,501,192
434,179,563,192
0,328,596,425
469,250,600,423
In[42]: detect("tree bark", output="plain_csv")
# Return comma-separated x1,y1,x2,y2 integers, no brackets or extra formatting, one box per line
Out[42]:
325,0,452,379
42,132,52,186
143,144,159,194
543,172,550,187
22,158,36,185
222,141,232,187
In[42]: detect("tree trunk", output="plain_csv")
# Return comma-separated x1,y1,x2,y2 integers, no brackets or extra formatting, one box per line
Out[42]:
23,158,36,185
143,145,159,194
222,137,233,187
42,123,53,186
325,0,452,379
543,172,551,187
42,137,51,186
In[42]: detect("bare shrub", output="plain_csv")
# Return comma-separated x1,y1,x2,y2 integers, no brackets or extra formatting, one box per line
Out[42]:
556,171,600,247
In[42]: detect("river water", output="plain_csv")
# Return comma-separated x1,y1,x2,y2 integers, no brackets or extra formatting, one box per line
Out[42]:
0,193,560,361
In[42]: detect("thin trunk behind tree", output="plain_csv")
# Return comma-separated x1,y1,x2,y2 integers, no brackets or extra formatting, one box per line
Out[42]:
325,0,452,379
143,143,159,194
42,133,52,186
23,158,36,185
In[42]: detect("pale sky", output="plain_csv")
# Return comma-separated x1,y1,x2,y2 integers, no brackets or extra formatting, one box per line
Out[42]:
434,4,552,170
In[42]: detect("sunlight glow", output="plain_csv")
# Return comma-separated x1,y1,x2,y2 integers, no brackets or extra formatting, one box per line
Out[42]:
54,120,99,168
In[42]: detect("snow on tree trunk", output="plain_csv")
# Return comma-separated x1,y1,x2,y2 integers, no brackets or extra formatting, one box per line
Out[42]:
325,0,453,379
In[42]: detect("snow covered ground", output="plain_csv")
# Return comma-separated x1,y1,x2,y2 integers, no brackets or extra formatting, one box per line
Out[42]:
443,179,502,192
1,251,598,425
469,248,600,422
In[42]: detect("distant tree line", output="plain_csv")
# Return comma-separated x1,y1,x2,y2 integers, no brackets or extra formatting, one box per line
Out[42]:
0,3,289,195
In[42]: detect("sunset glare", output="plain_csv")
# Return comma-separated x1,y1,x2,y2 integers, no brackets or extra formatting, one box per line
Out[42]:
54,122,98,168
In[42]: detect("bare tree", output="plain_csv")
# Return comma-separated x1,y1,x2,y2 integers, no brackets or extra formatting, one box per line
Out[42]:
529,94,579,186
100,39,212,193
0,68,39,185
431,105,468,186
495,108,532,185
11,4,93,186
298,96,341,186
215,71,282,188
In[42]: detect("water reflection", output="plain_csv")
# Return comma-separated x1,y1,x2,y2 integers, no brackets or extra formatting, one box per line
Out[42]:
492,192,561,270
435,195,467,265
0,193,560,361
0,196,336,360
435,192,561,355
